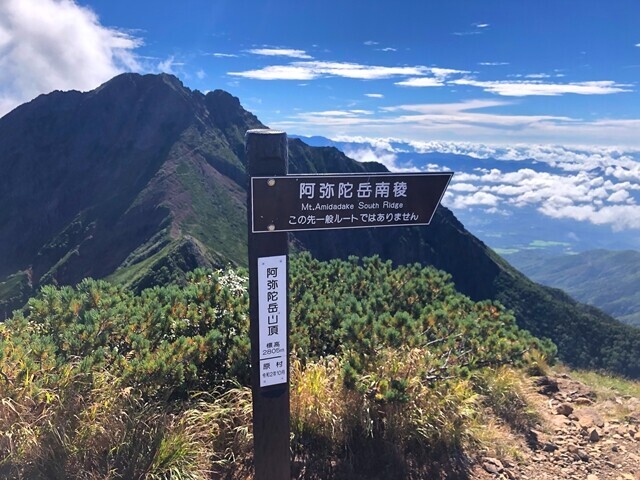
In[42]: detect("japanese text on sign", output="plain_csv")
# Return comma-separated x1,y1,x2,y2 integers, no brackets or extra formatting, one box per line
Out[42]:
251,172,453,233
298,181,408,200
258,255,287,387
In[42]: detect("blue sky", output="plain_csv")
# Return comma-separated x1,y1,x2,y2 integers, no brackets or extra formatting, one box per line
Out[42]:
1,0,639,146
1,0,640,243
87,0,640,146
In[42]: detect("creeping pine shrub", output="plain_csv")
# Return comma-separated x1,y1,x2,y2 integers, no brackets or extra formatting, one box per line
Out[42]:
289,253,555,371
0,270,250,400
287,254,553,478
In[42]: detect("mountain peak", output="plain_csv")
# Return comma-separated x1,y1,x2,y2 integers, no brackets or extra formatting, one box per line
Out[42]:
204,88,263,132
92,72,192,99
206,89,241,108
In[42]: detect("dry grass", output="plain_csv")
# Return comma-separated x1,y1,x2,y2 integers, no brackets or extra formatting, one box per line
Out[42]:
474,367,540,434
471,413,527,463
0,368,215,479
566,369,640,400
1,347,549,480
181,388,254,479
288,348,480,479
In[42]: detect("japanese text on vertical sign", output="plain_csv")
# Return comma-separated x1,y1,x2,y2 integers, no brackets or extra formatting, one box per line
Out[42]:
258,255,287,387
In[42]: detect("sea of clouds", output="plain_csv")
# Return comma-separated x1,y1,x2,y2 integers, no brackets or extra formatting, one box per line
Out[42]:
338,137,640,232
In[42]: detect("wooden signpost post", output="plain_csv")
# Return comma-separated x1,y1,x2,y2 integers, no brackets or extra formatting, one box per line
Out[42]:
245,129,452,480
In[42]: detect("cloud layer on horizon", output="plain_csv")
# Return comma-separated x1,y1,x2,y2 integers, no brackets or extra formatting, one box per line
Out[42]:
326,137,640,231
272,100,640,147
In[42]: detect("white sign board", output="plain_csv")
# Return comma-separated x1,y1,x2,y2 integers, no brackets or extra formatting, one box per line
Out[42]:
258,255,287,387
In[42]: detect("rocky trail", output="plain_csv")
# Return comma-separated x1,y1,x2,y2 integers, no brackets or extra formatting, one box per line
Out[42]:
472,372,640,480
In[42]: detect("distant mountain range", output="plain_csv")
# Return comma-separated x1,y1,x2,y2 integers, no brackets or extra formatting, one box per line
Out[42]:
506,249,640,327
1,73,640,377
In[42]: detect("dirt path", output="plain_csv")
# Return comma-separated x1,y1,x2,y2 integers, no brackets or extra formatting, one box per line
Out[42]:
472,373,640,480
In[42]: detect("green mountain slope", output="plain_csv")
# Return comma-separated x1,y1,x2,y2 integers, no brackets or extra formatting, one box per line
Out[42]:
1,73,640,377
506,249,640,327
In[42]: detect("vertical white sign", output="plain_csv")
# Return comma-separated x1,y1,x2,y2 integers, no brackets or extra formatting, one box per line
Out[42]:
258,255,287,387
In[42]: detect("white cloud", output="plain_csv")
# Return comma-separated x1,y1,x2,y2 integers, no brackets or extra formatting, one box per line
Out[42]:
406,141,640,177
365,93,384,98
479,62,510,66
364,40,379,46
196,69,206,80
311,62,427,79
229,64,318,80
539,204,640,231
212,52,238,58
245,48,312,59
230,61,429,80
448,164,640,230
449,191,500,209
451,78,632,96
306,109,373,117
343,146,418,172
381,100,574,128
157,56,185,74
382,99,509,113
273,99,594,145
229,58,469,84
0,0,142,117
349,109,373,115
449,183,479,193
395,68,468,86
454,23,489,36
378,47,397,52
608,190,630,203
396,77,444,87
430,67,470,78
273,101,640,147
276,86,640,146
332,135,399,151
445,149,640,230
525,73,552,79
